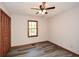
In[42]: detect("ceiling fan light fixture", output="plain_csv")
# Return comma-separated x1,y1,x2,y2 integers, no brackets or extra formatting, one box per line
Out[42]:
31,2,55,15
43,10,46,13
38,10,46,15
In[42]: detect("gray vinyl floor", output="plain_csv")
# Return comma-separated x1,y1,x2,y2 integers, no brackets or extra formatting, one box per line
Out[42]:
7,41,79,57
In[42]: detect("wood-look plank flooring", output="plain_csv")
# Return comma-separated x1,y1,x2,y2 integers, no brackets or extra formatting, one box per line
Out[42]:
7,41,79,57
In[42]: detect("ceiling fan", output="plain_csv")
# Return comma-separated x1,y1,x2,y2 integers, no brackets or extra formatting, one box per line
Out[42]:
31,2,55,15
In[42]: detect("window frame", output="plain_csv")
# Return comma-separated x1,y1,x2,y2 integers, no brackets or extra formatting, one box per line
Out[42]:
28,20,38,37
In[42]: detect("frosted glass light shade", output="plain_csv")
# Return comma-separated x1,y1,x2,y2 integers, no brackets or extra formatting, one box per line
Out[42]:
43,10,46,12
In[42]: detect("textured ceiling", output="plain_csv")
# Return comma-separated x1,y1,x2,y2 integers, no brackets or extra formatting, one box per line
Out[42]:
3,2,79,18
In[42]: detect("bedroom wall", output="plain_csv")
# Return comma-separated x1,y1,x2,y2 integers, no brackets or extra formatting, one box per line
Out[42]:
11,14,48,46
48,6,79,55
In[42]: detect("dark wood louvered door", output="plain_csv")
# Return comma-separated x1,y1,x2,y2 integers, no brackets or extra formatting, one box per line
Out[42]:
0,9,2,56
0,9,11,57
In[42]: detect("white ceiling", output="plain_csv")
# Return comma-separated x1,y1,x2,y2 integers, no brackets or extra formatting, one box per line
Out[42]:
3,2,79,18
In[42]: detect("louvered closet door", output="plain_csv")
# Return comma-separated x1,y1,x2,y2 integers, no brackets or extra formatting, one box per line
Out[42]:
0,9,3,56
0,10,11,56
1,10,7,56
5,13,11,53
7,17,11,51
1,11,5,56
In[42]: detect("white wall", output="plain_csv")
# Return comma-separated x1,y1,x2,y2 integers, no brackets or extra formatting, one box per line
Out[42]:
48,6,79,55
11,14,48,46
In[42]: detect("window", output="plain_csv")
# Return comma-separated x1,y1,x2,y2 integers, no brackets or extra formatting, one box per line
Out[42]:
28,20,38,37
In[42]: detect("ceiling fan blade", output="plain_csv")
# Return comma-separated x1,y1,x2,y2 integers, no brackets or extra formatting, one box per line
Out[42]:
31,8,40,10
46,6,55,10
36,12,39,14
